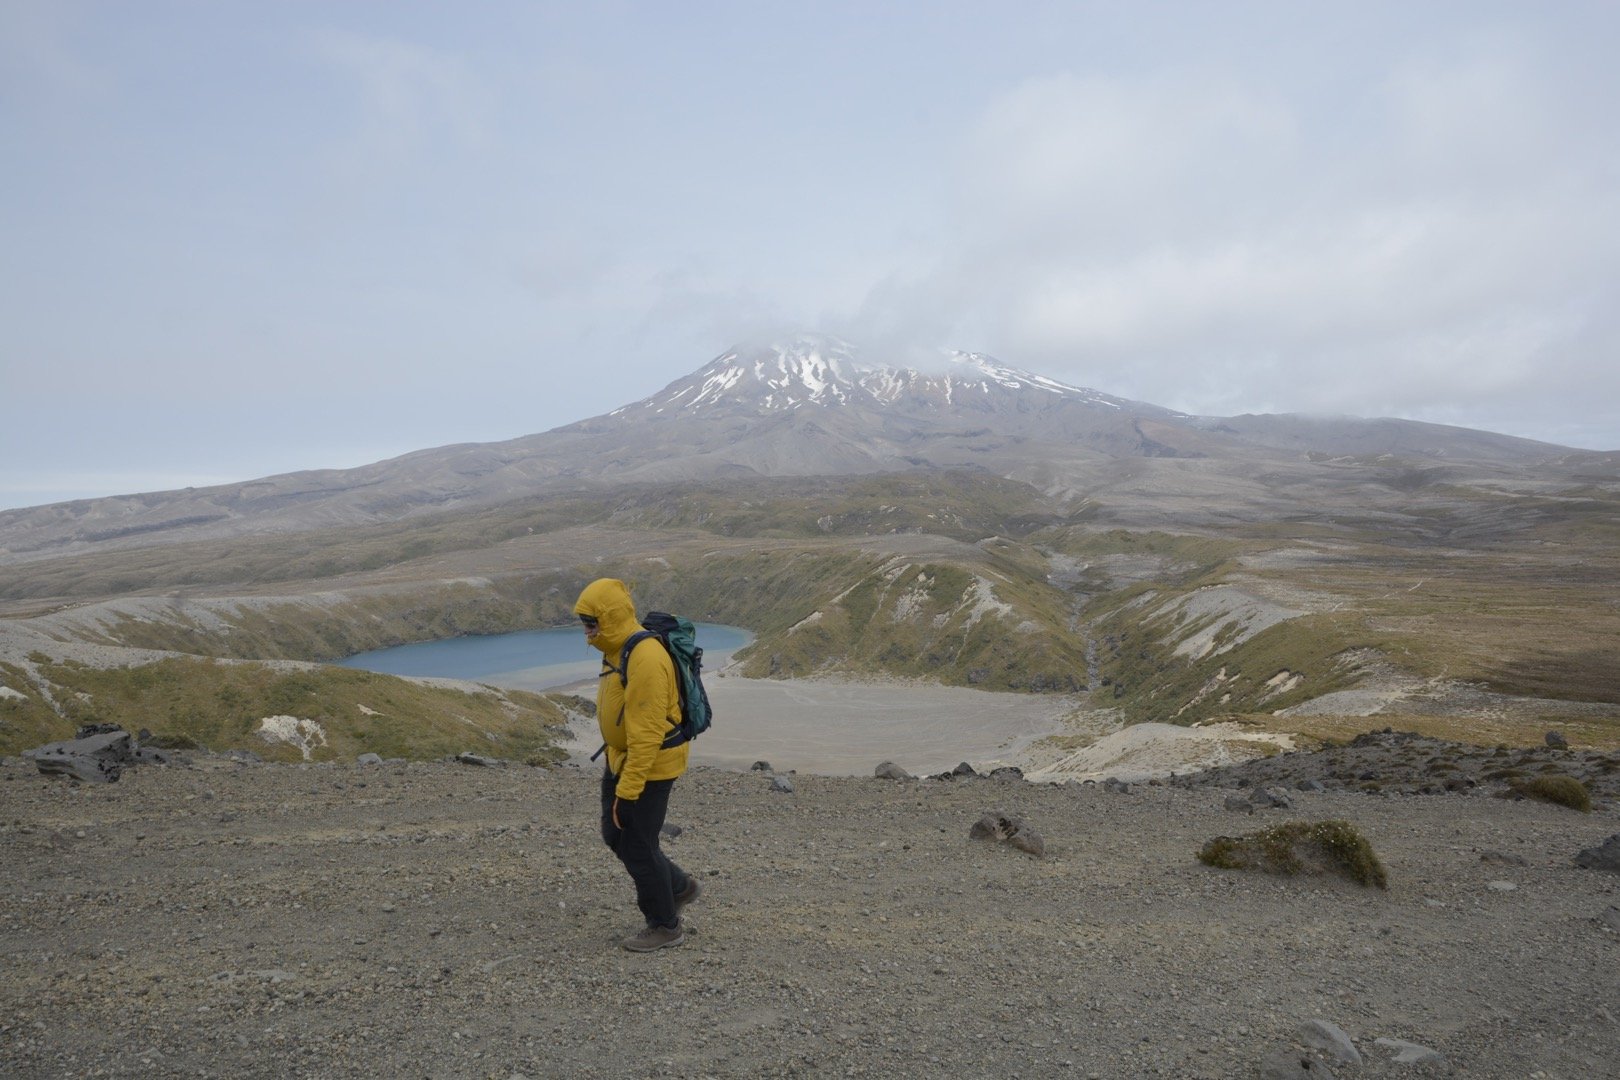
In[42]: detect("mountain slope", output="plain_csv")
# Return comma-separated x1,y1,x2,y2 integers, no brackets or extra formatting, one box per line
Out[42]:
0,335,1596,565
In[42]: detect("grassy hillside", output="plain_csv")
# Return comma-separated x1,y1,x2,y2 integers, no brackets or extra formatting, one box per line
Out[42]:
0,473,1069,603
4,470,1618,758
1047,516,1620,738
0,655,568,762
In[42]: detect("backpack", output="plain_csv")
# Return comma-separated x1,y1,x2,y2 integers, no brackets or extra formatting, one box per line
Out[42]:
602,612,714,752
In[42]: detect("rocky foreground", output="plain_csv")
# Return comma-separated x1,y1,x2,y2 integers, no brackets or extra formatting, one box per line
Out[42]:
2,748,1618,1079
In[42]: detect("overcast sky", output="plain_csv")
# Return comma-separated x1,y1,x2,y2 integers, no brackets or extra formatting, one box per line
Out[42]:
4,1,1617,510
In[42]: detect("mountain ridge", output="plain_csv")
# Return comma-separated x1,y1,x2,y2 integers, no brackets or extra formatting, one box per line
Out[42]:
0,335,1607,565
606,334,1157,419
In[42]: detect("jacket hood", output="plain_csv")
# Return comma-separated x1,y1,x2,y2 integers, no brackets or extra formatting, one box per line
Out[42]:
573,577,640,656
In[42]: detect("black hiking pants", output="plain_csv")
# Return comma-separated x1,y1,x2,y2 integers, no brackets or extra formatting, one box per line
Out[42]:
600,769,690,930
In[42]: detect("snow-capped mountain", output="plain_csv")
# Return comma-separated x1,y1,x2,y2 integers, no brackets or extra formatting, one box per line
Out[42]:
613,334,1159,419
0,334,1594,563
562,334,1210,483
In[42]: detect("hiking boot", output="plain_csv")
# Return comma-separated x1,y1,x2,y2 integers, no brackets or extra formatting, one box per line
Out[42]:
674,876,702,913
622,921,685,952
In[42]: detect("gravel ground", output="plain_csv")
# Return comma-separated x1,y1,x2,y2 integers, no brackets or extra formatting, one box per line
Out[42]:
2,753,1618,1079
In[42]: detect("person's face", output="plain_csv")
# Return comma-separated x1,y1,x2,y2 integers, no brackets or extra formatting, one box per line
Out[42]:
579,614,600,642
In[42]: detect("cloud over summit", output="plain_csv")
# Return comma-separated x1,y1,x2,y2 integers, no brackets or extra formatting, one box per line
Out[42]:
2,2,1616,510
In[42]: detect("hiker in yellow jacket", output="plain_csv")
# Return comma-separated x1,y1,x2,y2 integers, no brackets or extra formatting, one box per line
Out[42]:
574,577,700,951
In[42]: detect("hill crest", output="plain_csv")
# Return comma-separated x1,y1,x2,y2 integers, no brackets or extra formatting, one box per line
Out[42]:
0,334,1607,564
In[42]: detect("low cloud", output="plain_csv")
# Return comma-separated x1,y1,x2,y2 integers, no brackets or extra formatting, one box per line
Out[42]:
842,34,1619,445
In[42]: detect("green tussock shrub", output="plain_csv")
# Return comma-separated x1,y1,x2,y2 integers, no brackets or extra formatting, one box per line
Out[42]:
1508,775,1592,813
1198,819,1389,889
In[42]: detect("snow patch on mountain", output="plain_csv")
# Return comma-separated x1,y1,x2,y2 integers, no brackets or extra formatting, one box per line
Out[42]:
614,334,1133,417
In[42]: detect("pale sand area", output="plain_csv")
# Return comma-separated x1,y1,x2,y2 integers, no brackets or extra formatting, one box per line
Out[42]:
1022,720,1296,784
559,675,1094,777
558,675,1292,781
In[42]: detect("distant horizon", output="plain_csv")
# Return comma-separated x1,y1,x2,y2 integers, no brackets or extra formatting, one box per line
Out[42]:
2,340,1611,514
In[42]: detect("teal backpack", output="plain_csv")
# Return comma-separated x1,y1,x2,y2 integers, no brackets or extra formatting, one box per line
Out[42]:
593,612,714,758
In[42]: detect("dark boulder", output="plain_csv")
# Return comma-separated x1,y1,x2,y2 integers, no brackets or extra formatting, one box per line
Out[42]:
968,812,1044,857
1575,834,1620,874
24,729,139,783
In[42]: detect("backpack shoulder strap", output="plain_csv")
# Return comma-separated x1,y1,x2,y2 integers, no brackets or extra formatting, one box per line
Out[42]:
613,630,658,686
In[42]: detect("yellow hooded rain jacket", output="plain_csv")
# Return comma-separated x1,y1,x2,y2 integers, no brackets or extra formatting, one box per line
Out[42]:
574,577,689,800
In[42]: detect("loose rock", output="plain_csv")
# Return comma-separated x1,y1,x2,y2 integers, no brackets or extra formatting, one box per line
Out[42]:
968,812,1044,857
1300,1019,1362,1065
1574,834,1620,874
1373,1037,1446,1064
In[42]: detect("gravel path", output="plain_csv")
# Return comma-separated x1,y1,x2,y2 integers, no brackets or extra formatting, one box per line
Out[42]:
3,754,1617,1078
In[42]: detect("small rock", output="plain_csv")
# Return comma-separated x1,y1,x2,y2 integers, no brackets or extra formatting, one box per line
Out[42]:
968,812,1044,857
952,762,977,777
1596,906,1620,933
1574,834,1620,874
456,752,501,768
356,753,384,766
1296,779,1327,793
1251,786,1293,809
1486,880,1518,892
769,775,794,794
750,761,773,772
1373,1037,1445,1065
1224,794,1255,814
874,761,913,781
1300,1020,1362,1065
987,766,1024,782
1544,730,1568,749
1102,777,1133,794
660,823,682,839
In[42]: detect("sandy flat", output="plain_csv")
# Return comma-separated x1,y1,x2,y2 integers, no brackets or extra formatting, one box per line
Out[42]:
560,675,1087,777
560,676,1295,781
1022,720,1295,783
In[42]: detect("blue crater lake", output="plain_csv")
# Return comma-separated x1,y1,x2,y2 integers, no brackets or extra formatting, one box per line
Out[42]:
334,624,753,692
